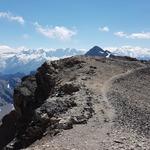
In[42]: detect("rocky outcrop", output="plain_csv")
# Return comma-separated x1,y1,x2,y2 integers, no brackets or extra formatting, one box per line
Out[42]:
0,111,18,149
0,56,150,150
0,57,95,149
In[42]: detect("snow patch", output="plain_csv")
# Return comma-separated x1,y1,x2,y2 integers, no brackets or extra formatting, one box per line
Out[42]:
106,53,111,58
7,84,10,89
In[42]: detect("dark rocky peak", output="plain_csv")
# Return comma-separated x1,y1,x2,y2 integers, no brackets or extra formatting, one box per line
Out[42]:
85,46,109,57
90,46,105,52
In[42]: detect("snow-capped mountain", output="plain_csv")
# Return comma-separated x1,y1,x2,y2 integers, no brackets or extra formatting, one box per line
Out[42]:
0,48,85,74
85,45,150,60
1,45,150,75
106,46,150,60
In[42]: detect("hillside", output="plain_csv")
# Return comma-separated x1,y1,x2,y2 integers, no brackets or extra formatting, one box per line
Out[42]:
0,56,150,150
0,73,24,120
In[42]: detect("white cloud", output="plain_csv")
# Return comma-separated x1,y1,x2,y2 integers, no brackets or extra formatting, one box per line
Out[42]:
0,45,26,54
114,31,127,37
0,12,25,24
114,31,150,40
105,45,150,60
99,26,109,32
0,45,15,52
34,22,77,41
128,32,150,39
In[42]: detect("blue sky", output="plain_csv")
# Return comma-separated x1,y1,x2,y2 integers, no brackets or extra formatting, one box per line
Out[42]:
0,0,150,50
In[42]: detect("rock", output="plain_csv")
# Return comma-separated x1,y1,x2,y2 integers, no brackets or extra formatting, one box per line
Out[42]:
62,57,85,68
135,143,142,148
57,117,73,130
2,110,18,125
59,83,79,95
72,116,87,124
113,140,124,144
13,76,37,117
90,66,97,69
0,111,18,149
104,118,110,123
50,117,61,123
36,97,77,118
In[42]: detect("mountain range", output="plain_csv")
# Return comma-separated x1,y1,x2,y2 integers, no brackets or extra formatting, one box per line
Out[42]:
0,46,150,75
0,48,85,74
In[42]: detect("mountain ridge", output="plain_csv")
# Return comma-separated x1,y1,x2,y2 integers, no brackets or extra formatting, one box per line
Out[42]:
0,56,150,149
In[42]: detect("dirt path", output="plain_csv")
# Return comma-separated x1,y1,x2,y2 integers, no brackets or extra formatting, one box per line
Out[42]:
25,66,148,150
101,69,132,121
101,66,147,122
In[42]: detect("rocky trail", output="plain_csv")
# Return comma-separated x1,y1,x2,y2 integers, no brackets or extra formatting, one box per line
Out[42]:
101,66,147,122
1,56,150,150
24,60,150,150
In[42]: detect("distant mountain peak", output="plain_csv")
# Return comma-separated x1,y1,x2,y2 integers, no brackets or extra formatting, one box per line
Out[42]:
85,46,110,57
89,46,105,52
91,46,104,50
